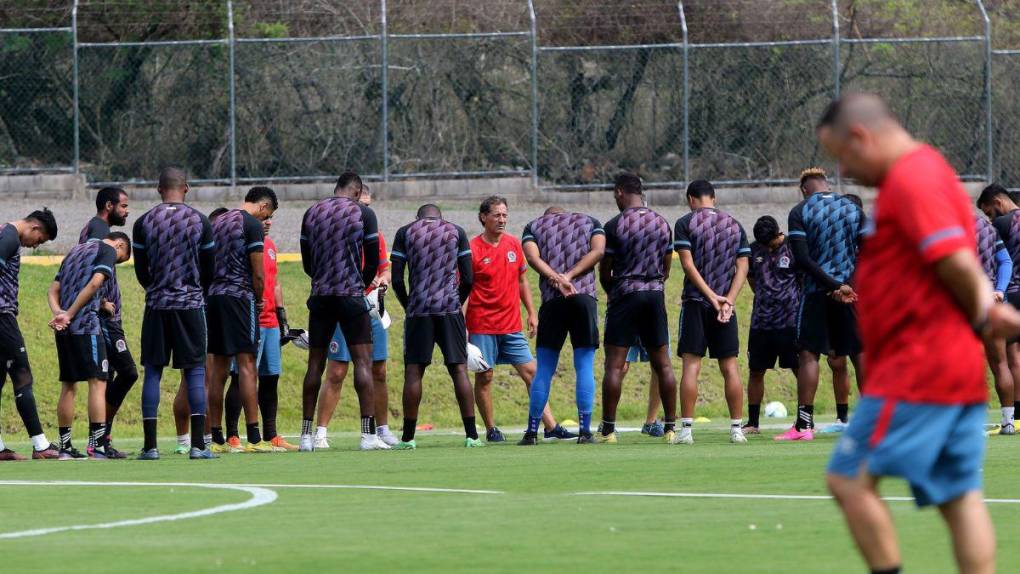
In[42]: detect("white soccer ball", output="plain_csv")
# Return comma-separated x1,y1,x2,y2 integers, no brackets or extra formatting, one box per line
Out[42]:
764,401,788,418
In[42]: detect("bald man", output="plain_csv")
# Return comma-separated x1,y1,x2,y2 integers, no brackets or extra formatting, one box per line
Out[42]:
820,93,1020,574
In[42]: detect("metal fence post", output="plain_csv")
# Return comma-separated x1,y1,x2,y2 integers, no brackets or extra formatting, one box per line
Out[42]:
380,0,389,181
677,2,689,185
227,0,237,188
976,0,992,182
72,0,79,175
527,0,539,188
831,0,840,98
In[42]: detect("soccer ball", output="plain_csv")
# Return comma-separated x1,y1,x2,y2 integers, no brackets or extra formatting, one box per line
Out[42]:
764,401,788,418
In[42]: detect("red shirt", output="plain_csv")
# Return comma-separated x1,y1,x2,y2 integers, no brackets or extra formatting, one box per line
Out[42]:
366,233,390,295
856,145,985,404
467,234,527,335
259,235,279,327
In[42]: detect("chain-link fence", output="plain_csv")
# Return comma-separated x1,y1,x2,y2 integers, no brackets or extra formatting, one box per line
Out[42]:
1,0,1017,190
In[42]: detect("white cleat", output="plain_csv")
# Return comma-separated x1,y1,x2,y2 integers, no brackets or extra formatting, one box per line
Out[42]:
730,428,748,444
299,434,314,452
360,434,391,451
377,427,399,447
314,435,330,450
673,427,694,445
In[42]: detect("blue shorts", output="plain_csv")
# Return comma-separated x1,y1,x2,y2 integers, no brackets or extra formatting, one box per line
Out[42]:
469,332,534,368
626,345,650,363
255,327,282,376
328,316,388,363
827,396,986,507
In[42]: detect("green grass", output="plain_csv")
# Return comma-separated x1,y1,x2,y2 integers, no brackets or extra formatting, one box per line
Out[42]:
4,261,854,437
0,427,1017,573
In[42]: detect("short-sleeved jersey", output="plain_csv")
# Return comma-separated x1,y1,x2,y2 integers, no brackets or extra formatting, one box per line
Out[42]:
391,218,471,317
673,208,751,306
300,197,378,297
467,234,527,335
976,213,1005,284
749,241,799,330
855,145,984,404
788,192,865,294
78,216,122,322
992,210,1020,294
55,240,117,335
79,216,110,245
258,235,279,328
0,224,22,316
132,202,214,310
603,206,673,301
208,209,264,299
521,212,604,302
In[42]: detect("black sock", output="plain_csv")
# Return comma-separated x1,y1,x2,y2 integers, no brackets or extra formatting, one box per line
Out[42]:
601,419,615,436
14,383,44,437
663,419,675,432
258,375,279,440
796,404,814,431
211,426,225,445
871,568,900,574
836,403,849,423
462,416,478,440
748,404,761,427
143,418,158,451
402,418,417,442
105,418,114,440
59,426,72,450
89,421,107,449
246,422,261,444
302,418,313,436
225,373,241,438
190,414,206,450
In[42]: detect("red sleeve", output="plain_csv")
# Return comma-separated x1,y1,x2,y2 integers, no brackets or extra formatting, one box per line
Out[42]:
889,154,972,264
514,238,527,275
377,232,390,271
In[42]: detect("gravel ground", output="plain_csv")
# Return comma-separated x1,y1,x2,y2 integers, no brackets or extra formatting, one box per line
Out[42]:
6,196,809,255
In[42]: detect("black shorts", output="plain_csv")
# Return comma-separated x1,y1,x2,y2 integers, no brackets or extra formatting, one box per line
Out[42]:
307,295,372,349
206,294,259,356
141,307,208,369
796,292,862,356
536,295,600,350
748,327,798,372
0,313,31,376
605,290,669,349
677,300,740,359
55,332,108,382
404,313,468,365
101,318,136,375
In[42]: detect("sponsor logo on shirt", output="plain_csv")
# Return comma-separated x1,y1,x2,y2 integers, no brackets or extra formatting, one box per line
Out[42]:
755,256,764,264
482,257,492,265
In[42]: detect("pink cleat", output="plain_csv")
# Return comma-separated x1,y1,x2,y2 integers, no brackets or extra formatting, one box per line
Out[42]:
774,426,814,441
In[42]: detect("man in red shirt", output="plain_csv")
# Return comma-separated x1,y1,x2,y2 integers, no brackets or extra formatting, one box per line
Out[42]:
465,196,573,443
820,93,1020,574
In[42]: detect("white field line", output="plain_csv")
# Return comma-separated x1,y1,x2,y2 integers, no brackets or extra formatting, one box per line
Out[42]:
234,483,503,495
573,491,1020,504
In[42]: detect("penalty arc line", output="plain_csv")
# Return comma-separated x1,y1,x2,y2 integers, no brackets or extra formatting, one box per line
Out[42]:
572,491,1020,504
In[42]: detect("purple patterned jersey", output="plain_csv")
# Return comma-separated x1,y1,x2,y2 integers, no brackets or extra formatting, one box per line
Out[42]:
0,224,22,316
976,213,1004,283
522,212,604,302
132,202,214,310
603,207,673,301
55,241,117,335
674,208,752,306
78,216,122,321
208,209,264,299
748,241,799,330
390,218,471,316
993,210,1020,294
300,197,379,297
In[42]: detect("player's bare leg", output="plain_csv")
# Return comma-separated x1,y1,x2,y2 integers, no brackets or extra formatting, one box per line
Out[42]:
645,369,661,425
938,491,995,574
205,355,231,450
373,361,389,426
234,352,265,449
348,342,383,450
300,346,329,450
172,376,190,452
474,369,496,432
827,472,901,572
678,353,702,444
798,350,820,428
746,370,765,432
314,360,348,448
598,344,629,442
56,382,78,457
985,339,1015,433
1006,342,1020,430
824,355,851,433
718,356,745,443
513,360,557,432
647,346,677,442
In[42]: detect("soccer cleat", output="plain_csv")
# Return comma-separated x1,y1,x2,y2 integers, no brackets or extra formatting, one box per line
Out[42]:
730,428,748,444
0,448,27,461
673,427,694,445
59,447,86,460
819,421,848,434
576,432,597,444
244,441,275,453
137,448,160,460
299,434,314,452
103,442,129,459
741,424,761,435
543,425,578,441
174,444,191,455
189,447,217,460
87,446,108,460
663,430,676,444
360,435,391,451
464,437,485,448
999,423,1016,436
377,427,399,447
210,442,232,454
314,436,330,450
485,427,506,443
596,432,618,444
270,435,299,452
32,443,60,460
641,421,665,437
517,433,538,446
774,426,814,441
393,440,416,450
227,436,245,453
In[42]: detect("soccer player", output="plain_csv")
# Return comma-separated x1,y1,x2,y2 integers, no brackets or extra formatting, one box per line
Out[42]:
821,92,1019,574
517,206,604,445
133,167,215,460
598,173,678,444
315,184,397,449
204,187,278,454
742,216,800,433
298,171,384,451
47,232,131,459
777,167,865,441
78,186,135,457
974,208,1015,434
466,196,573,442
390,204,481,449
0,209,60,461
674,180,751,444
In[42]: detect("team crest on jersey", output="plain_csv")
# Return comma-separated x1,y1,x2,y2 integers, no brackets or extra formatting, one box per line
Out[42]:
116,339,127,353
102,359,109,373
329,341,340,354
268,249,277,261
778,256,791,269
507,251,517,263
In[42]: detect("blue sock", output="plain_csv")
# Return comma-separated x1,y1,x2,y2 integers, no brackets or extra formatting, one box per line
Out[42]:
141,364,163,419
184,366,207,450
528,347,560,432
573,347,596,434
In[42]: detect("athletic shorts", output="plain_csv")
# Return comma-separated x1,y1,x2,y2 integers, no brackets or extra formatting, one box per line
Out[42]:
55,332,108,382
256,326,282,376
748,327,798,372
406,313,468,365
328,315,388,363
827,396,986,508
536,295,599,350
0,313,30,375
604,290,669,349
140,307,207,369
796,292,862,356
469,332,533,368
677,300,739,359
101,318,136,377
206,294,259,356
307,295,371,349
